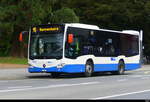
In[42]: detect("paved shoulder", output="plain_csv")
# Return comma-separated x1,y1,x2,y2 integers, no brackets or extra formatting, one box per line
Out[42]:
0,64,28,69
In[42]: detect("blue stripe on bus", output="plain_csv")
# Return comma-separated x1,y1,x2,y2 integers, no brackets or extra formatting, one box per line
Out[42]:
28,63,141,73
28,64,85,73
125,63,141,71
94,63,141,72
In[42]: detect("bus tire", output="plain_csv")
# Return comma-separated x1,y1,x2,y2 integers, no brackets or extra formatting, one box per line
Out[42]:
118,60,125,75
84,61,93,77
51,73,60,78
112,60,125,75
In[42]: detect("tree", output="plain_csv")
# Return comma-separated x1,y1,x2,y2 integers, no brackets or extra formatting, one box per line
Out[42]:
50,7,79,23
1,0,150,59
0,0,54,57
0,0,79,57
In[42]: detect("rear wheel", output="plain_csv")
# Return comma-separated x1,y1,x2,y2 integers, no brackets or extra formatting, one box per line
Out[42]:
112,60,125,75
84,61,93,77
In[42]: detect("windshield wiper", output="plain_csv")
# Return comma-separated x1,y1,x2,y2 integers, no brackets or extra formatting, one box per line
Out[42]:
55,56,62,60
30,56,35,60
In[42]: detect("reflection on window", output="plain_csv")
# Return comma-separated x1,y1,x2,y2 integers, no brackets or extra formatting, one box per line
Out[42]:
30,33,63,59
65,27,139,59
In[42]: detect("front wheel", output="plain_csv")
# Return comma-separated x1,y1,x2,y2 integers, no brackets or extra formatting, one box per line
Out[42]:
84,61,93,77
51,73,60,78
118,61,125,75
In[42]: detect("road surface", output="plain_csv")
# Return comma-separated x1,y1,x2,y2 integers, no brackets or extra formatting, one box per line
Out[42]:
0,65,150,100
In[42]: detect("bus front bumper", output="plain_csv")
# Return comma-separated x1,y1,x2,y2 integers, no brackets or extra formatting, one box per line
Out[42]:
28,64,85,73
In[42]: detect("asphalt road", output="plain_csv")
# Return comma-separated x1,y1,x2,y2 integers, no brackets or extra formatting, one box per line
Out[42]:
0,65,150,100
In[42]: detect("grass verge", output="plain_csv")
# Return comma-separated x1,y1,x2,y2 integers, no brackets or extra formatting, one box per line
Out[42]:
0,57,28,65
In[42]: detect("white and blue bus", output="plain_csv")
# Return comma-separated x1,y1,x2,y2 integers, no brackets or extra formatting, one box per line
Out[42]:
28,23,143,77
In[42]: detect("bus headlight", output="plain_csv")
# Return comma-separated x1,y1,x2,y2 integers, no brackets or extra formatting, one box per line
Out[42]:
57,63,65,68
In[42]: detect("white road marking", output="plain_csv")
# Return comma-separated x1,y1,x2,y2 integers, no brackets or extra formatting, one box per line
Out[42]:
131,75,150,78
131,75,143,78
117,79,128,82
92,89,150,99
0,81,99,93
144,71,150,74
8,86,33,89
141,77,149,80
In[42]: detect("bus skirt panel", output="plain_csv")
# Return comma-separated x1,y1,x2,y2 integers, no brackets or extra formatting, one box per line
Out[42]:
94,63,141,72
28,63,141,73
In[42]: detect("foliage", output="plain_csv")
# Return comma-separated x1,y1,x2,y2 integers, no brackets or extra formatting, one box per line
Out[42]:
0,57,27,64
0,0,150,57
61,0,150,56
0,0,78,57
50,7,79,23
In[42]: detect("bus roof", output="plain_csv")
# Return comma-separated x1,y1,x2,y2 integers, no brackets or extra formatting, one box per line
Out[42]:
99,29,140,36
65,23,140,36
121,30,140,35
65,23,100,30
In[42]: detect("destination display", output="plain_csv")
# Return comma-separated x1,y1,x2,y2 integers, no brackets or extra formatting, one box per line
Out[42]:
31,24,64,34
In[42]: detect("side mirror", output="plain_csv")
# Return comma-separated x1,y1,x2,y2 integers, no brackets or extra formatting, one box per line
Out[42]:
68,34,74,44
19,32,23,42
19,31,29,42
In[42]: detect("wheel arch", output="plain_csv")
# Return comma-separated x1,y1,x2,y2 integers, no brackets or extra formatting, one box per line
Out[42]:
119,59,125,64
86,58,94,66
85,58,94,71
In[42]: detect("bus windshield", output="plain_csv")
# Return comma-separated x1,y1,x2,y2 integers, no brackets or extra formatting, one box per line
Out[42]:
29,25,64,60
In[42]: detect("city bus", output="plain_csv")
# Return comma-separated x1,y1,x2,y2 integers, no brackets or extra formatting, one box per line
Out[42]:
27,23,143,77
